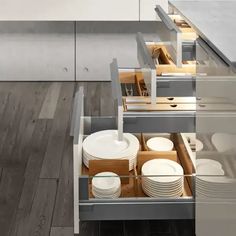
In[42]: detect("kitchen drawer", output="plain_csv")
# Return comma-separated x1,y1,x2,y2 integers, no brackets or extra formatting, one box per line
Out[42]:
136,32,196,99
0,22,75,81
155,5,197,67
71,88,195,234
111,58,236,134
111,59,196,133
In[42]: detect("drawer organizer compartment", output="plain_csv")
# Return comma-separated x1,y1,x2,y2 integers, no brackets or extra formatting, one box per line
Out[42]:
155,5,197,66
80,133,194,200
136,32,196,98
71,88,195,233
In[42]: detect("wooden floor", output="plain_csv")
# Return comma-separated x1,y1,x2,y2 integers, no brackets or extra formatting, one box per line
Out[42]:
0,82,195,236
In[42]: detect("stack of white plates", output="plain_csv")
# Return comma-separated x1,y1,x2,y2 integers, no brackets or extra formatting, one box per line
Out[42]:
82,130,140,171
141,159,184,198
146,137,174,151
196,159,236,199
92,172,121,199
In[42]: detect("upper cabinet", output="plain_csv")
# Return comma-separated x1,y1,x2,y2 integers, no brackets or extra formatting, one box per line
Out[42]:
0,0,139,21
76,0,139,21
140,0,168,21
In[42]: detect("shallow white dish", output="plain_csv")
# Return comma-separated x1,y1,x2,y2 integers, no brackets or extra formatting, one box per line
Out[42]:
83,130,139,159
142,159,183,183
196,159,222,169
196,159,225,182
142,185,183,198
211,133,236,153
146,137,174,152
92,172,121,191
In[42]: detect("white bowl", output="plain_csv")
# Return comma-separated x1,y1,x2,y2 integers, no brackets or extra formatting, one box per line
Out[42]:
146,137,174,152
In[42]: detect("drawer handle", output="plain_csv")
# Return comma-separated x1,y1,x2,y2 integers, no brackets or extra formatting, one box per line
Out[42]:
167,97,174,101
170,104,177,108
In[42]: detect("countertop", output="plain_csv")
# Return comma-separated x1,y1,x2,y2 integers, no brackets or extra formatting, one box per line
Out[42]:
170,0,236,69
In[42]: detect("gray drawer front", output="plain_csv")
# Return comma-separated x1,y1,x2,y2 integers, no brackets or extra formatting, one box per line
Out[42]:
157,78,195,97
80,200,194,221
0,22,75,81
76,22,168,81
182,42,195,61
123,115,195,133
155,5,182,67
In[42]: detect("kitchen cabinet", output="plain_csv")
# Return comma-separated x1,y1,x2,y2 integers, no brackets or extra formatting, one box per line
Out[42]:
0,22,75,81
140,0,168,21
76,0,139,21
0,0,139,21
76,22,168,81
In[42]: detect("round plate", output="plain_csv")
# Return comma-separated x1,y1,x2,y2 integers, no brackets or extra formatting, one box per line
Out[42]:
196,159,224,179
142,159,183,183
211,133,235,153
92,172,121,191
146,137,174,152
83,130,139,159
142,185,183,198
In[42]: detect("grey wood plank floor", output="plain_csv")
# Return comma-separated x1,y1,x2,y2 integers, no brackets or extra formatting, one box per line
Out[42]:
0,82,194,236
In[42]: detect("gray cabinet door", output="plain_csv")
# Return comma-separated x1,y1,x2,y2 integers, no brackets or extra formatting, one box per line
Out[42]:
0,22,75,81
76,22,168,81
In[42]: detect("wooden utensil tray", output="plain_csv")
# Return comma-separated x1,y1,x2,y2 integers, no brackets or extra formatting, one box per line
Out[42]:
81,133,194,199
169,14,197,41
147,44,196,75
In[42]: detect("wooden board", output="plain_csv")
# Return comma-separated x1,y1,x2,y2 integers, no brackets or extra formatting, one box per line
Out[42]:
50,227,73,236
39,82,61,119
40,83,74,179
26,179,57,236
52,125,74,227
156,64,196,76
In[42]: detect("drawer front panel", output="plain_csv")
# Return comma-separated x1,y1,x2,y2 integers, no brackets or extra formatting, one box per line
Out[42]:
0,22,75,81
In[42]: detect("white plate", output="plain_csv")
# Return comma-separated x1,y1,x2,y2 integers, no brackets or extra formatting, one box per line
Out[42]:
196,159,222,169
196,159,224,176
146,137,174,152
93,187,121,196
211,133,236,153
142,159,183,183
92,172,121,192
196,176,235,184
142,185,183,198
142,183,183,194
141,174,183,185
196,161,225,182
83,130,139,159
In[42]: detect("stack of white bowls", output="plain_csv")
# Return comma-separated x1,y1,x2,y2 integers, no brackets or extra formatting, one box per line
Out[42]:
82,130,139,171
196,159,236,199
92,172,121,199
146,137,174,151
141,159,184,198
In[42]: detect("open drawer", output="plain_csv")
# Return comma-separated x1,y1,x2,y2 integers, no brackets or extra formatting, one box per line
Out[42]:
111,58,196,133
136,32,196,98
71,88,195,234
155,5,197,66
